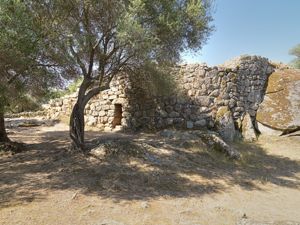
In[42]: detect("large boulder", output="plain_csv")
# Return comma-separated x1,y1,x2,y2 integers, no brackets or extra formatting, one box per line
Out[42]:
215,106,236,142
257,69,300,132
241,112,257,142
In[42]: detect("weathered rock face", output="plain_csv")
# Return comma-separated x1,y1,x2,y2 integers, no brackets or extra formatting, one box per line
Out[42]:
159,129,241,159
215,106,236,142
242,112,257,142
46,55,274,139
257,69,300,130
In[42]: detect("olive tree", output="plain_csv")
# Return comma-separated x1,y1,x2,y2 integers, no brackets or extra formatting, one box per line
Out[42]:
0,0,73,143
289,44,300,69
24,0,214,150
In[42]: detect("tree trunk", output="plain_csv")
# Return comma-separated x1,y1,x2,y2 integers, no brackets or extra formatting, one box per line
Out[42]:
69,102,85,151
69,77,92,151
69,77,105,151
0,111,9,142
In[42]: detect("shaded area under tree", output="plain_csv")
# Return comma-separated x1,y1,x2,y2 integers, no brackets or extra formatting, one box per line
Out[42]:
0,125,299,208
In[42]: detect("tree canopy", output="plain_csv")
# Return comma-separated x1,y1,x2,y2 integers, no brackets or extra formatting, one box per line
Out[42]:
0,0,73,141
0,0,214,148
25,0,214,80
0,0,71,113
289,44,300,69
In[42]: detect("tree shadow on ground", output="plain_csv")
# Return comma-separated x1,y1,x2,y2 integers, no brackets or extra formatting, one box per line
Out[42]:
0,127,299,208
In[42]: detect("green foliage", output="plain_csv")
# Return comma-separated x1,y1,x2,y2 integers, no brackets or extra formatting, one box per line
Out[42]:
7,95,40,113
67,78,83,94
134,62,178,97
0,0,214,147
24,0,214,76
1,0,214,132
0,0,73,113
44,78,83,101
289,44,300,69
117,0,214,63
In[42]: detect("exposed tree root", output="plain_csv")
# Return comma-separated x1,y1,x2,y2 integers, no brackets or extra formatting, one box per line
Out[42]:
195,131,241,160
0,141,25,154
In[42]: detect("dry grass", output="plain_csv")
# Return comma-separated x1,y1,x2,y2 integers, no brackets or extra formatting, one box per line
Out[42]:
0,124,300,224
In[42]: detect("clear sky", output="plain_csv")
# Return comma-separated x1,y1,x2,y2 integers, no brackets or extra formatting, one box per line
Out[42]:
182,0,300,66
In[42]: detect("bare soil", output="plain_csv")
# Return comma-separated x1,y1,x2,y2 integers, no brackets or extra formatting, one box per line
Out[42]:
0,123,300,225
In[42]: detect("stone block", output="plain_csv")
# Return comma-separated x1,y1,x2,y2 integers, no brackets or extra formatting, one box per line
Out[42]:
186,121,194,129
92,111,98,116
195,119,207,128
228,99,236,108
209,89,220,97
165,106,173,113
107,110,114,117
173,118,185,128
158,110,168,118
102,94,109,100
242,112,257,142
166,118,173,126
169,111,180,118
196,96,213,107
215,106,236,142
108,95,117,100
86,116,97,126
99,111,106,117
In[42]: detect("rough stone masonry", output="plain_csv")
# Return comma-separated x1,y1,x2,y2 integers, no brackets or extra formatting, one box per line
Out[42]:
45,55,274,142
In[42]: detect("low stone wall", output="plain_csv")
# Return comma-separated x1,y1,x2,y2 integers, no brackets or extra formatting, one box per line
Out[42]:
5,110,47,118
45,55,274,141
45,74,131,130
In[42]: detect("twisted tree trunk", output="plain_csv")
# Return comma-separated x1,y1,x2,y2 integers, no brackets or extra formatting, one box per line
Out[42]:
69,78,91,151
69,102,85,151
69,78,103,151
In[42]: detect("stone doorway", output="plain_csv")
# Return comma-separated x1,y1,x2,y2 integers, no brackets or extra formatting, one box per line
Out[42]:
112,104,122,128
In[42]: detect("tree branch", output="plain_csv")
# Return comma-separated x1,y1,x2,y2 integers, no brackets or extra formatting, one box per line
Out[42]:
7,72,20,85
69,43,87,76
87,46,96,78
86,39,102,78
77,78,92,103
35,63,60,68
82,85,110,107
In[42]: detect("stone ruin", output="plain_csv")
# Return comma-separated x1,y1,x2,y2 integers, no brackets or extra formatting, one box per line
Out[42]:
45,55,274,142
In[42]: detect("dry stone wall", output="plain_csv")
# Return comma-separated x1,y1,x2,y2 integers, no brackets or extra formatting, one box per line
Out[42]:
46,74,131,130
45,55,274,141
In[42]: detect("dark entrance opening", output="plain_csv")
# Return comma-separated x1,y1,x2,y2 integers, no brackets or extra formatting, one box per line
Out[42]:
112,104,122,128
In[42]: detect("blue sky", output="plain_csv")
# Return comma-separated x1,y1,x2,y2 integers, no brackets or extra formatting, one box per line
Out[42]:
182,0,300,66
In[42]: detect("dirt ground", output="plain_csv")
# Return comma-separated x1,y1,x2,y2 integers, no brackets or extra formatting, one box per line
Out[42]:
0,122,300,225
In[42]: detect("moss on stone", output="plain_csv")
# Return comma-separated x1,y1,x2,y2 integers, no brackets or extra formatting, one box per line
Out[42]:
257,69,300,129
215,106,230,121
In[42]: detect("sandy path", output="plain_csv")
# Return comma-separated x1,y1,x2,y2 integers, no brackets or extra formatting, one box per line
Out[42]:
0,124,300,225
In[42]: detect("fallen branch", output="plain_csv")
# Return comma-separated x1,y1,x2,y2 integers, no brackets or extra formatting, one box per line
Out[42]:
71,192,79,200
256,120,284,131
280,126,300,136
194,131,241,160
265,88,284,95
